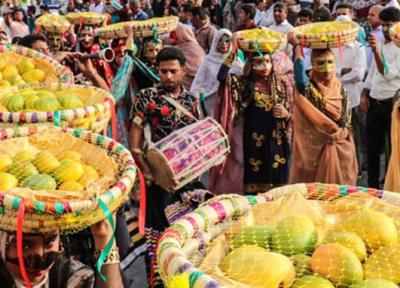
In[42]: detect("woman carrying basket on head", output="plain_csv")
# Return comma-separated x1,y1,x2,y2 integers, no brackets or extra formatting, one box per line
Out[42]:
209,31,295,195
287,31,358,185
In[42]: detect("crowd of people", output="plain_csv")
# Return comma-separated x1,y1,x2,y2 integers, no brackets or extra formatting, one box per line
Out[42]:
0,0,400,287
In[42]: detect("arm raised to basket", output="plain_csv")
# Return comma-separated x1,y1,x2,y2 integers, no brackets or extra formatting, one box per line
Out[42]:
288,32,309,95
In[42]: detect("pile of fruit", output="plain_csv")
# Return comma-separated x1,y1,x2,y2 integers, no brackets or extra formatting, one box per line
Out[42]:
0,57,50,89
238,27,285,41
36,14,71,33
0,149,100,192
0,87,84,112
295,21,357,35
65,12,105,25
220,208,399,287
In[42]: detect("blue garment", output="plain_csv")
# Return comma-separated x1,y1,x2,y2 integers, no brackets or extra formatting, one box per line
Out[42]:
134,10,149,20
294,58,308,95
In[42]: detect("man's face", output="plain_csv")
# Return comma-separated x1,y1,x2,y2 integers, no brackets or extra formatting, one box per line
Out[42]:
382,20,397,41
298,16,311,26
368,7,381,27
145,43,161,63
79,29,94,49
179,10,190,22
32,40,50,56
191,15,203,29
159,60,186,91
252,54,272,78
239,10,248,22
15,11,24,21
336,7,352,19
0,33,9,45
4,233,60,284
273,7,287,24
257,0,266,11
312,51,336,82
314,0,322,7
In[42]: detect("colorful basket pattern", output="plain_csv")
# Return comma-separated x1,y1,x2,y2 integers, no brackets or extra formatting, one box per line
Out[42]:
390,23,400,47
95,16,179,39
0,45,74,84
156,183,400,287
0,83,114,133
0,125,137,233
235,27,287,53
294,21,359,49
65,12,106,26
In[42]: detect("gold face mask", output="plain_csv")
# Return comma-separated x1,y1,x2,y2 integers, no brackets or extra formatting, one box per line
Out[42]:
48,33,62,48
312,53,336,73
252,55,272,72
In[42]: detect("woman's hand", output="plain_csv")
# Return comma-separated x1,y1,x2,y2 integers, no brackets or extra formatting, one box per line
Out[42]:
287,31,299,47
273,104,290,119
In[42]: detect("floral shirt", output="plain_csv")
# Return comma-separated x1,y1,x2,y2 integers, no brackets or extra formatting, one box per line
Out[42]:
131,86,200,142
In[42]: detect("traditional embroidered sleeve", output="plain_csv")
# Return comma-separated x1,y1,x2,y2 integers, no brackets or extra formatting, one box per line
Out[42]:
217,52,235,82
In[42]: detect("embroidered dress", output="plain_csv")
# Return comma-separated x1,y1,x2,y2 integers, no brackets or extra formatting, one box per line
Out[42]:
243,76,291,194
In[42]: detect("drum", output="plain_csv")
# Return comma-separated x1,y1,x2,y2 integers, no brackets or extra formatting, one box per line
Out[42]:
146,117,230,192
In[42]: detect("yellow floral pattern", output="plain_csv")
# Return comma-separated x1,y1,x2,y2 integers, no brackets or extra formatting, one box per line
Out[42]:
272,154,286,169
249,158,263,172
252,132,265,147
254,91,273,112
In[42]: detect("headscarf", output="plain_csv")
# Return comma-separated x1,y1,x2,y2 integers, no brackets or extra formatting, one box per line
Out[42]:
174,23,206,77
190,28,232,98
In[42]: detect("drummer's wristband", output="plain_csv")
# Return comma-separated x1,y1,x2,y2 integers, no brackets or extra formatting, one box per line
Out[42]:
94,246,120,266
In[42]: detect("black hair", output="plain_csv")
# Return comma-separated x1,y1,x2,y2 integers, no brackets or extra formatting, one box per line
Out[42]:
241,3,256,19
379,7,400,22
298,8,313,19
181,3,193,13
0,31,8,37
19,33,47,48
11,36,22,44
169,6,179,16
273,2,288,13
191,6,207,20
336,3,352,11
27,5,36,14
13,7,24,14
40,4,49,11
156,47,186,67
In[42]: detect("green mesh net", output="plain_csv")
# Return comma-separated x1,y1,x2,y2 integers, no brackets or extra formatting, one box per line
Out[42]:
181,191,400,288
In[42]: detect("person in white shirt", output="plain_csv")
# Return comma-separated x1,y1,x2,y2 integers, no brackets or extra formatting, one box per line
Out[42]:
89,0,104,13
360,7,400,188
333,8,367,175
296,8,313,71
366,5,384,71
258,0,275,27
270,2,293,34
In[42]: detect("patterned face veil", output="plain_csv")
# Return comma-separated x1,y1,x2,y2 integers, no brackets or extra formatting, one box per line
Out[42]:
47,32,62,50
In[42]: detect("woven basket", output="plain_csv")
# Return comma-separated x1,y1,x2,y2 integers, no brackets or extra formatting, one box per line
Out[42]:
65,12,106,26
390,23,400,47
0,45,74,85
156,183,400,287
235,27,287,53
294,21,359,49
0,83,114,133
36,14,71,33
95,16,179,39
0,125,136,233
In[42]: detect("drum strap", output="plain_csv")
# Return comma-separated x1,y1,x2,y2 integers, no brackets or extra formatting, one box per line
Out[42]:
144,95,199,148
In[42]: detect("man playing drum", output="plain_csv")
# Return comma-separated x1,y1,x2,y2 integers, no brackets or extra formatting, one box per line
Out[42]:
129,47,212,286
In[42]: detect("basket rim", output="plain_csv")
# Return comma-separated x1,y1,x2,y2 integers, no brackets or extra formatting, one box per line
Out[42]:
156,183,400,287
0,83,114,123
0,125,136,217
235,27,287,53
65,12,106,25
0,44,74,84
